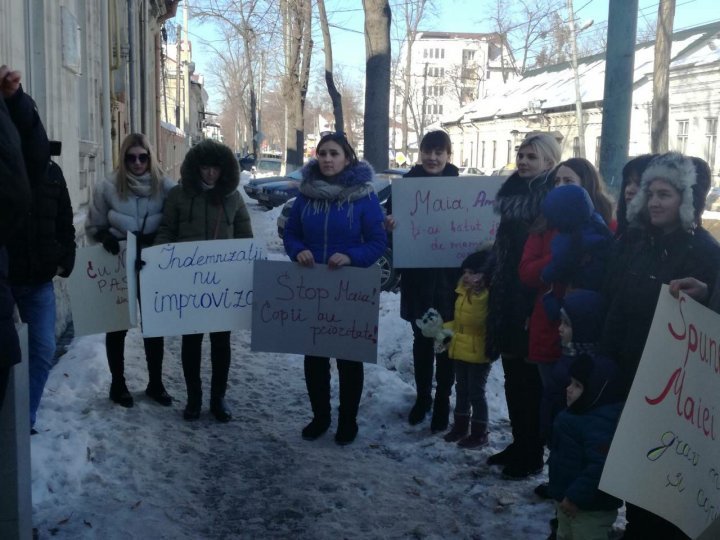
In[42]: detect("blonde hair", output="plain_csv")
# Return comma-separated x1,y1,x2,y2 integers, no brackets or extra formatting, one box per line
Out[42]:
116,133,164,199
519,133,562,171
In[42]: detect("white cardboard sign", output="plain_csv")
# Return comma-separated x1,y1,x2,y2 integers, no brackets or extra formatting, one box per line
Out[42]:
599,286,720,539
67,243,132,336
250,260,380,363
391,175,503,268
138,239,266,337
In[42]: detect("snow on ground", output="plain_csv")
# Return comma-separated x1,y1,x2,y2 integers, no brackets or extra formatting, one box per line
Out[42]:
30,192,600,539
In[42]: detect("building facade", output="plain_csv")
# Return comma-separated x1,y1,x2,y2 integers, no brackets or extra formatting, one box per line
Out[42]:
441,22,720,186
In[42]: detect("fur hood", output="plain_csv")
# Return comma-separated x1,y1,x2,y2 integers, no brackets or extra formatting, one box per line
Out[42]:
626,152,697,231
179,139,239,200
494,170,554,222
300,159,374,187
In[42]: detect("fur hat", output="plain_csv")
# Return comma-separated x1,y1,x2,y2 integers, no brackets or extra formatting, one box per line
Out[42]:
626,152,697,230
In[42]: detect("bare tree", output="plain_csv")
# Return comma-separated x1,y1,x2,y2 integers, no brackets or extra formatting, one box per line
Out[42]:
316,0,343,134
398,0,430,155
651,0,676,153
363,0,391,171
281,0,313,170
192,0,277,155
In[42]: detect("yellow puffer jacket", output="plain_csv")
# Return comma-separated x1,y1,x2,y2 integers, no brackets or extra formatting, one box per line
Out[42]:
445,283,489,364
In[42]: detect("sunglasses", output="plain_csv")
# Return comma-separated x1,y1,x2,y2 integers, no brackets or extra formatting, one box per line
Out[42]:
125,153,149,164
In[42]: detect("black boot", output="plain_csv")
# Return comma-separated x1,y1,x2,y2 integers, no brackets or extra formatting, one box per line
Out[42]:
302,416,331,440
335,417,358,445
145,382,172,406
430,396,450,433
183,391,202,421
109,380,134,408
487,442,517,466
210,397,232,422
408,395,432,425
304,356,332,439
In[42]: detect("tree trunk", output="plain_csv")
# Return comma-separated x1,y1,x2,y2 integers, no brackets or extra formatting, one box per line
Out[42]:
282,0,313,170
363,0,391,172
651,0,675,153
317,0,344,134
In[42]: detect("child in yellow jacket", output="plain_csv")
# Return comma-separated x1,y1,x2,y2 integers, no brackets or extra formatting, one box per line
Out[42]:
443,246,495,448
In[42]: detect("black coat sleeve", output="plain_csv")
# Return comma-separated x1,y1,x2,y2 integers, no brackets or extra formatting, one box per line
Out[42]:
4,85,50,188
0,99,30,245
49,162,77,277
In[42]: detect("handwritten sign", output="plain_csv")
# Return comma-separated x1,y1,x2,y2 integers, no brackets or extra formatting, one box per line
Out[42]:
391,175,503,268
67,243,132,336
599,285,720,539
138,239,267,337
250,260,380,363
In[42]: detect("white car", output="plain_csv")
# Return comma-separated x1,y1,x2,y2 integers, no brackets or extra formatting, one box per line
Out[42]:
458,166,484,176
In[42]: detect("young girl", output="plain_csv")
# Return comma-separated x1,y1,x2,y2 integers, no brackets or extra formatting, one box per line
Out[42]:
443,247,494,448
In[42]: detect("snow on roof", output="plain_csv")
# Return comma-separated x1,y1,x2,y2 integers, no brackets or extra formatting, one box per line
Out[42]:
443,22,719,125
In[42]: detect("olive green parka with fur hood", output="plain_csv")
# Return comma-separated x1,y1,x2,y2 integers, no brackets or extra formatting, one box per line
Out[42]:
155,140,252,243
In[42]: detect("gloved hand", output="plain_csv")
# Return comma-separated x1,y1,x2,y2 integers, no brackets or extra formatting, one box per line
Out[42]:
135,258,146,272
94,230,120,255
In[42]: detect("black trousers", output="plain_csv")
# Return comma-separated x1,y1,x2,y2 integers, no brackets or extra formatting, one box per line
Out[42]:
106,330,164,386
411,323,455,402
501,355,544,465
623,504,689,539
0,365,9,411
304,356,363,423
181,331,231,401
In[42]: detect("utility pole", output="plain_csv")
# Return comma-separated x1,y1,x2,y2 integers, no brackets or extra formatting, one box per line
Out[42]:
599,0,639,195
651,0,676,153
567,0,585,158
175,23,181,129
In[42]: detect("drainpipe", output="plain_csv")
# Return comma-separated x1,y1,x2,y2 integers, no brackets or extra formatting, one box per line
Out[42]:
139,0,147,134
155,32,162,162
101,0,113,175
128,0,136,133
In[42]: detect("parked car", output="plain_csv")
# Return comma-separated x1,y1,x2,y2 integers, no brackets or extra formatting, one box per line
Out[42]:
458,166,483,175
236,152,256,172
276,172,400,291
491,164,515,177
256,170,303,209
243,175,289,201
252,157,282,177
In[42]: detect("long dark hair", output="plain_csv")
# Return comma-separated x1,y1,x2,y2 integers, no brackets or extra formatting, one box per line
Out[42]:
616,154,657,235
557,158,614,226
316,132,359,167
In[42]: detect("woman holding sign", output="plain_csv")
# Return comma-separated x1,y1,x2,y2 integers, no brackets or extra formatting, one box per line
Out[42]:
283,132,386,445
385,130,462,433
599,153,719,539
86,133,176,409
486,132,561,479
154,139,252,423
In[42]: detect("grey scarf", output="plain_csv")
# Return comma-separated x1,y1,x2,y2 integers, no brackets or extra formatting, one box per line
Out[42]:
126,172,153,198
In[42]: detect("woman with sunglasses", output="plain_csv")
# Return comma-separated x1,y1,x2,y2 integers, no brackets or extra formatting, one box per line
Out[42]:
86,133,176,408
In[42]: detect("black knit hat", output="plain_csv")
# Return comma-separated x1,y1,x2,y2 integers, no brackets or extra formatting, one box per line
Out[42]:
461,251,489,273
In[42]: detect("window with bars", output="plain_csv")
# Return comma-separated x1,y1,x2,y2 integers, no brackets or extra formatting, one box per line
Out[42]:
677,120,689,153
705,117,718,171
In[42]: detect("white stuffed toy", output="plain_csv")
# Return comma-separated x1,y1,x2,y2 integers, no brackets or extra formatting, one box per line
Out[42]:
416,308,454,354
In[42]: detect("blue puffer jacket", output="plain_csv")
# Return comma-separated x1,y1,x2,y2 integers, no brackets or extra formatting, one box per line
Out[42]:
541,184,612,290
283,160,387,268
548,353,623,511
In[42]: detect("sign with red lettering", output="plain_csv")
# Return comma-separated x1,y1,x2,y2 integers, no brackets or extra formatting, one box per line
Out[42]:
250,260,381,363
67,243,132,336
600,286,720,539
390,176,503,268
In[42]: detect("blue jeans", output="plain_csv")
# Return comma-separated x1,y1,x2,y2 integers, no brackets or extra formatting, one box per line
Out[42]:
12,281,57,427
